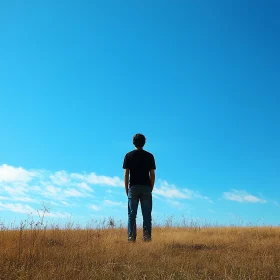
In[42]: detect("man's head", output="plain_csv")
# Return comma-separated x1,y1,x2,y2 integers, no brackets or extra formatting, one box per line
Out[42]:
133,133,146,149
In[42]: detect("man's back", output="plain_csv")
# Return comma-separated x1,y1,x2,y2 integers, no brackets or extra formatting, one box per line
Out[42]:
124,133,155,242
123,149,156,187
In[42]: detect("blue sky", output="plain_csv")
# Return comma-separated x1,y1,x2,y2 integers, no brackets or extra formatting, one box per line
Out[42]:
0,0,279,227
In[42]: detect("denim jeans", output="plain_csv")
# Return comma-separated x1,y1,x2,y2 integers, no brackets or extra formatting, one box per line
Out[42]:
128,185,152,241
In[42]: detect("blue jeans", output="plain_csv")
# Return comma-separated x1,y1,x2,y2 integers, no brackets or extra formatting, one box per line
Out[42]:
128,185,152,240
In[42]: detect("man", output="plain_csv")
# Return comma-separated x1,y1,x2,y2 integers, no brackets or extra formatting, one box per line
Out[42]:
123,133,156,242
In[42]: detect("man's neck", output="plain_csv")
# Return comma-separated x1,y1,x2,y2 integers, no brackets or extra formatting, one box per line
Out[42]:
136,147,143,151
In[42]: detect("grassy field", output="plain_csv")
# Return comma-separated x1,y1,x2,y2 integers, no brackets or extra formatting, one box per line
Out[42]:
0,219,280,280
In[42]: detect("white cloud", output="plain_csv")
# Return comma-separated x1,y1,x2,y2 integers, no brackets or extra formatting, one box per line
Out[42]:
0,202,35,214
46,185,62,195
61,201,70,206
103,200,126,208
153,180,209,201
90,204,100,211
0,202,70,218
3,185,26,196
87,173,123,187
223,190,266,203
0,164,36,182
0,202,71,218
153,181,190,199
64,188,83,197
77,182,93,192
29,185,42,192
167,200,181,207
0,194,35,203
50,171,69,186
0,165,123,205
38,210,70,218
71,172,123,187
0,164,212,219
12,196,36,203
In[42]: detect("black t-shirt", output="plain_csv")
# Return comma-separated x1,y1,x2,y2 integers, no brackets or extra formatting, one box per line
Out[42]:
123,149,156,187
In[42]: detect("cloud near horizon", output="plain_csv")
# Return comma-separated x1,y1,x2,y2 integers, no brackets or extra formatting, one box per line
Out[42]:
0,164,269,220
0,164,125,217
154,180,211,202
0,164,37,183
0,202,69,218
223,190,266,203
0,165,209,210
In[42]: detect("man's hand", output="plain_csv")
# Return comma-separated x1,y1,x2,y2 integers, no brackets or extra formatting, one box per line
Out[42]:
150,169,155,191
124,169,129,196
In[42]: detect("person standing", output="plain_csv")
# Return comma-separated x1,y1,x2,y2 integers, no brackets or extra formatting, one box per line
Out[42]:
123,133,156,242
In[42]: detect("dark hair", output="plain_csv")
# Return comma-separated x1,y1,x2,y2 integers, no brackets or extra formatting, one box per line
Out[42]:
133,133,146,148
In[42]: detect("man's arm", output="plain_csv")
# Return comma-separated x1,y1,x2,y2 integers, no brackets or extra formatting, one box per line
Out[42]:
124,169,130,196
150,169,155,191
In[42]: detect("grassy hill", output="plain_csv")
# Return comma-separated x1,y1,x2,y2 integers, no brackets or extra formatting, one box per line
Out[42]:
1,220,280,279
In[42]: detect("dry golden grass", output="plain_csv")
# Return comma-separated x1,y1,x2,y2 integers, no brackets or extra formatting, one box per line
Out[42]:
1,221,280,279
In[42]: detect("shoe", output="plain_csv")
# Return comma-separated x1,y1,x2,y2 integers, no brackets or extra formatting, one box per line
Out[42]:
142,236,151,242
128,237,136,242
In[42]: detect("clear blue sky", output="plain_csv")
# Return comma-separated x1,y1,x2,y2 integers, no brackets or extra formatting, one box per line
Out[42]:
0,0,279,227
